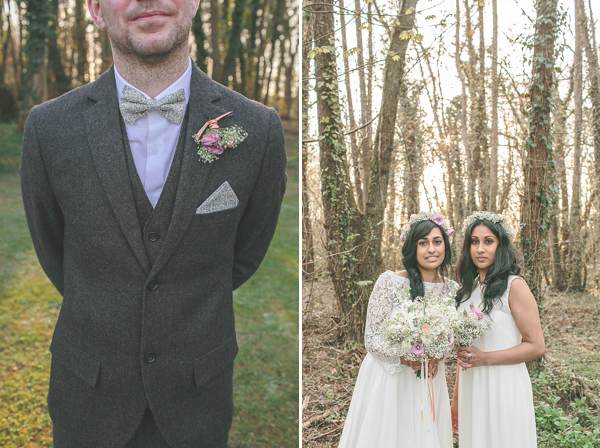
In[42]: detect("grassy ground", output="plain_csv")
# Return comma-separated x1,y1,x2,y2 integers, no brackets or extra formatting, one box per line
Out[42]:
0,121,299,447
302,276,600,447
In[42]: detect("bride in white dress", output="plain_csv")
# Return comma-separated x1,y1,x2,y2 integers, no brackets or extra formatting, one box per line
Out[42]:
452,212,545,448
339,213,456,448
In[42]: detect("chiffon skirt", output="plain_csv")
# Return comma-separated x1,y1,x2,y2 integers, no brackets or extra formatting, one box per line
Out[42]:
338,353,452,448
458,363,537,448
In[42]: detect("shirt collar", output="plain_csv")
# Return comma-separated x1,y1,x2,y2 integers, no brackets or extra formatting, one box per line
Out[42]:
114,58,192,105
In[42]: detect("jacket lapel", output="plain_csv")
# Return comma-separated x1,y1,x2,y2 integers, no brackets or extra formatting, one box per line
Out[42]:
84,68,151,273
149,66,227,278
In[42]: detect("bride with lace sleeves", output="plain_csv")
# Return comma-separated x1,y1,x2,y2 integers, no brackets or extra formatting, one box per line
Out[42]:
363,272,410,374
338,213,456,448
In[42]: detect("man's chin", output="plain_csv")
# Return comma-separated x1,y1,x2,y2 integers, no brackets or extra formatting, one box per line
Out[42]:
123,37,181,62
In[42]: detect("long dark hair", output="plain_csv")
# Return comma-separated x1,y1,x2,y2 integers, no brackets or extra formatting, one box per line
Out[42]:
401,220,452,300
455,219,521,313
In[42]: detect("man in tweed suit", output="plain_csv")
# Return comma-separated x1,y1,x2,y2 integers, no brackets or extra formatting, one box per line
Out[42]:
20,0,286,446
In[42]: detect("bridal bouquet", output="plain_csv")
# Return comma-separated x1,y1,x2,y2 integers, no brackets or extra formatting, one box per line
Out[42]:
453,303,493,347
382,283,459,377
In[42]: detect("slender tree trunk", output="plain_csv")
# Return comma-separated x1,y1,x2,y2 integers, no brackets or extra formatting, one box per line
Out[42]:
489,0,499,211
210,0,222,81
580,0,600,217
302,9,315,277
339,0,362,209
521,0,558,300
355,0,370,211
455,0,474,213
74,0,88,85
476,1,489,209
366,0,373,202
569,0,585,291
221,0,246,86
192,4,210,72
399,85,421,219
553,92,569,290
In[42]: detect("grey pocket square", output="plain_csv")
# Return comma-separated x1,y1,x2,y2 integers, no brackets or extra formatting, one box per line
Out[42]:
196,181,239,214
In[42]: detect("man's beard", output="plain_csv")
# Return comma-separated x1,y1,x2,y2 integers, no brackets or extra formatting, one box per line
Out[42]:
109,22,191,65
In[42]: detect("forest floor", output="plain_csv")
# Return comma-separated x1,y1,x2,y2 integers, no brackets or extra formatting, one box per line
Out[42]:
302,276,600,447
0,120,299,447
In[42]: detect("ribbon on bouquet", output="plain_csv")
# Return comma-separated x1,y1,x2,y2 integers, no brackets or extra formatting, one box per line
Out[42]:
420,361,437,429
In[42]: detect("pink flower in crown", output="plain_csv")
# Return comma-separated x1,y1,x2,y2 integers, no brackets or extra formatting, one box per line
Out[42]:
449,334,455,344
402,224,411,231
430,214,445,226
468,307,485,320
411,342,425,355
201,132,225,155
422,324,431,335
447,228,455,238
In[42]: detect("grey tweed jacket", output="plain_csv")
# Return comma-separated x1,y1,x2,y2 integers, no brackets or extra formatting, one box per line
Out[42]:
20,64,287,447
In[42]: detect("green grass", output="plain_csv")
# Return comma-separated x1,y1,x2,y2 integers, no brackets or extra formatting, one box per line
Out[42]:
230,136,299,446
0,123,299,447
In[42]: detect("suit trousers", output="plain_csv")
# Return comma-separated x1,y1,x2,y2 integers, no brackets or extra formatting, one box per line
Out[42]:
52,406,229,448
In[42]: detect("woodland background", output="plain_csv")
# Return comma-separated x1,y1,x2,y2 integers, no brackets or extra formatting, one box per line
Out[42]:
0,0,299,123
0,0,299,445
303,0,600,446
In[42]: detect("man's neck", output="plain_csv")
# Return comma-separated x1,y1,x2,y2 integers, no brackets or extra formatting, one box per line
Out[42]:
112,46,190,98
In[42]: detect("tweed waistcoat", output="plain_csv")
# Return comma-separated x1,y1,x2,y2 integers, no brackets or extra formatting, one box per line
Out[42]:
121,111,189,266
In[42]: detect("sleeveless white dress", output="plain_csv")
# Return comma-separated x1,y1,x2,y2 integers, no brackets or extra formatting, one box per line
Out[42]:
338,271,454,448
457,275,537,448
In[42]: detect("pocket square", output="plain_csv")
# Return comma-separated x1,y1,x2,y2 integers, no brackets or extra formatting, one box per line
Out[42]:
196,181,239,214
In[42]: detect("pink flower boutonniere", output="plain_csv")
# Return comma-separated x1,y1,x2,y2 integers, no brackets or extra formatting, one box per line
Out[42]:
193,111,248,163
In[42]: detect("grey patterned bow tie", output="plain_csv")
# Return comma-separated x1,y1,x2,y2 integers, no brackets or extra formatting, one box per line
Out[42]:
119,85,186,125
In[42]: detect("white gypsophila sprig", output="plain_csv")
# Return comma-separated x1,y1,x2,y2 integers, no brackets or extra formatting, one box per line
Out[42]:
452,303,494,347
460,211,515,239
381,283,460,367
399,211,455,242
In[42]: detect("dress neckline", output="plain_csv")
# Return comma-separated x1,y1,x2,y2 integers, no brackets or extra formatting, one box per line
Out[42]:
390,270,446,285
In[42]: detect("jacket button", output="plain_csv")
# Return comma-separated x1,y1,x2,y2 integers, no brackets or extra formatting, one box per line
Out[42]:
148,232,158,242
144,352,157,363
147,280,158,290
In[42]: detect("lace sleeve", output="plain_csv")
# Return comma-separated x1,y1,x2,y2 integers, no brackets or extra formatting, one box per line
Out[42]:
364,272,406,373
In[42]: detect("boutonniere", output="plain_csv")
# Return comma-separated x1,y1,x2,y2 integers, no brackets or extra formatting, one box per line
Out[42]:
193,111,248,163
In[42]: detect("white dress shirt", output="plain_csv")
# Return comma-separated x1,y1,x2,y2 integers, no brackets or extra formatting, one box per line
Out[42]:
114,59,192,207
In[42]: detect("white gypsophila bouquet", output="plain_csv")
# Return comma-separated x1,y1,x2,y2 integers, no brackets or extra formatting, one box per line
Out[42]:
453,302,494,347
382,282,459,377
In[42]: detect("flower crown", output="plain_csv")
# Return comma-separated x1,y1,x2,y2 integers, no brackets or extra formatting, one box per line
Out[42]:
461,211,515,239
399,212,455,242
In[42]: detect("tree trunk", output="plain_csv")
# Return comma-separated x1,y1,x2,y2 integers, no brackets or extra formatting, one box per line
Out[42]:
302,9,315,277
366,0,419,239
339,0,362,209
489,0,499,211
355,0,370,211
311,0,369,342
74,0,88,85
476,1,489,209
569,0,585,291
455,0,474,213
552,91,569,291
399,85,421,220
580,0,600,222
221,0,246,86
521,0,558,300
210,0,222,81
192,5,210,72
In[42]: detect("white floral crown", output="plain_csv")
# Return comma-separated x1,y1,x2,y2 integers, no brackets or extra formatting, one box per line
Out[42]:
461,211,515,239
399,212,455,242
